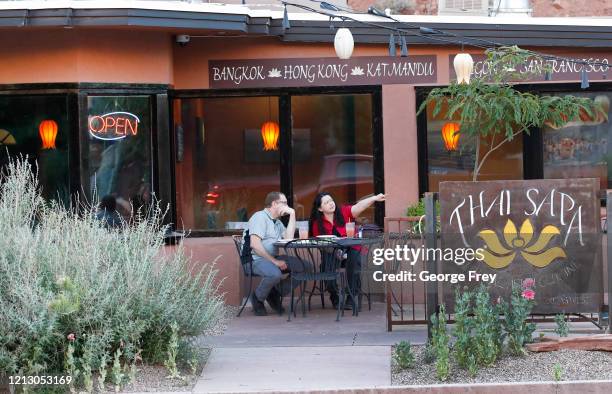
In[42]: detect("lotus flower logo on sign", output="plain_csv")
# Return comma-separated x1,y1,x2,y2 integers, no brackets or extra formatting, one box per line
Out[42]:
88,112,140,141
478,218,567,269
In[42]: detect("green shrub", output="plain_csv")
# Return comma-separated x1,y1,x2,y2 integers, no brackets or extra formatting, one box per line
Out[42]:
499,283,536,355
472,286,501,366
406,198,441,233
164,322,182,379
0,157,225,388
554,314,569,337
431,304,450,381
466,353,478,378
421,340,436,364
452,288,473,369
393,341,415,369
553,363,563,381
406,198,440,217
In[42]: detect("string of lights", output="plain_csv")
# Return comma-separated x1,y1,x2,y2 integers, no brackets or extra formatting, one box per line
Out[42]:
281,0,612,76
310,0,503,50
282,2,493,50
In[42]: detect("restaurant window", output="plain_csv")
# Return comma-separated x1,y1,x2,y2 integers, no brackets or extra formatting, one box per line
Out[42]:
174,97,280,231
424,100,523,192
173,92,378,232
0,95,70,204
542,92,611,190
292,94,374,223
84,96,152,217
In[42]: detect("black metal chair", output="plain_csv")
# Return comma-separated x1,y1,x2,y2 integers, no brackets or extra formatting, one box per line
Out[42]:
232,234,256,317
283,239,350,321
233,234,287,317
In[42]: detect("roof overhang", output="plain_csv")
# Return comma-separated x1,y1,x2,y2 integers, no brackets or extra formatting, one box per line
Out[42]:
1,1,612,48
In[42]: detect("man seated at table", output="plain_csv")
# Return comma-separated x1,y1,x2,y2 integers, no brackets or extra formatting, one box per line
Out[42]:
246,191,307,316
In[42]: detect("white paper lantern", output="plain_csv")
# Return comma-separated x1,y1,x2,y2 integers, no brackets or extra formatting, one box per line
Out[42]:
453,53,474,84
334,28,354,60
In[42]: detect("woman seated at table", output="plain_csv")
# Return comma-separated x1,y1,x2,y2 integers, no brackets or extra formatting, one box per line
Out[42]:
308,192,386,309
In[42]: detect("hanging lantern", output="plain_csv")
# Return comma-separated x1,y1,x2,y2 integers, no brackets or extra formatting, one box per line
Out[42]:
261,121,279,151
39,119,58,149
334,28,354,60
453,53,474,84
441,122,460,151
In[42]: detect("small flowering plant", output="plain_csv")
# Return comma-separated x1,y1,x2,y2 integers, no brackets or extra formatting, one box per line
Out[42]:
521,279,536,301
521,288,535,300
500,279,537,355
522,278,535,290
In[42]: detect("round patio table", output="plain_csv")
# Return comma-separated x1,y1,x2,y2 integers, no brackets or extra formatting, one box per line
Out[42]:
274,236,382,248
274,236,384,316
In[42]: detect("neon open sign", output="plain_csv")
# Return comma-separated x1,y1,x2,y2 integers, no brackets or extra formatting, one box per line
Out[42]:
88,112,140,141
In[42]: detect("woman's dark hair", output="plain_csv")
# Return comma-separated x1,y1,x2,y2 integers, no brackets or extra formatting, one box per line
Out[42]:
99,195,117,212
309,192,345,236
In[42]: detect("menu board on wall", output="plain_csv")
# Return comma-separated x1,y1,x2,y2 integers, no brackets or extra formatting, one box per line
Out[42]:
209,56,437,89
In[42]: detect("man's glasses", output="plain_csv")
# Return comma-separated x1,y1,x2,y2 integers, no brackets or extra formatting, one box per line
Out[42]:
276,200,288,205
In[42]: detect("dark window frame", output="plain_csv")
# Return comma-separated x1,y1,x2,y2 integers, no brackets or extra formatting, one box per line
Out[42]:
0,91,77,199
170,85,385,235
81,94,156,204
416,82,612,196
0,83,170,219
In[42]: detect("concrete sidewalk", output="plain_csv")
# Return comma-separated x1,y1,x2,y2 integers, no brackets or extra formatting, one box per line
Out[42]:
192,302,607,393
193,346,390,393
194,302,420,393
199,302,427,348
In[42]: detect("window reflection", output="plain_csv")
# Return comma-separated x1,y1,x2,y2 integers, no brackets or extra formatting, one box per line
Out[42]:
86,96,152,217
174,93,376,231
292,94,374,223
426,101,523,191
543,93,611,190
0,95,70,204
174,97,280,230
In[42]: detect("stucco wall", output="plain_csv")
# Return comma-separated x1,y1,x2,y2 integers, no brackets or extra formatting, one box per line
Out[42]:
0,29,173,84
382,85,419,216
163,237,243,306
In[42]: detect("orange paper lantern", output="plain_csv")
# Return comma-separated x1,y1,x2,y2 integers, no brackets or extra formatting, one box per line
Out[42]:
441,122,460,151
261,121,279,151
39,119,58,149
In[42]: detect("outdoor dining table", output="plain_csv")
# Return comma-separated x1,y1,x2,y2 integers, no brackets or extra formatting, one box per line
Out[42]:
274,236,382,248
274,236,384,317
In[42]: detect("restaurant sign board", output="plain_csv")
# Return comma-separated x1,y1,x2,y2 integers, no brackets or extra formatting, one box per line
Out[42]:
439,179,603,314
209,56,436,89
449,54,611,83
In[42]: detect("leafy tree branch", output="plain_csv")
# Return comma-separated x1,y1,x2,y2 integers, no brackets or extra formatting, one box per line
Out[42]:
418,46,607,181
